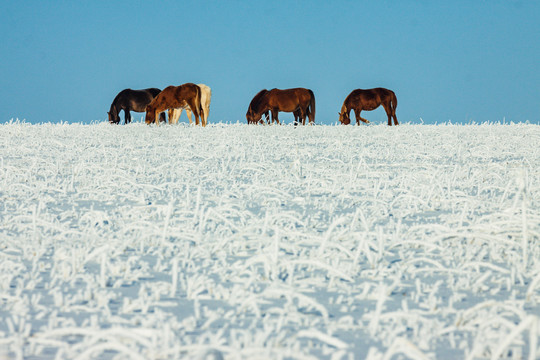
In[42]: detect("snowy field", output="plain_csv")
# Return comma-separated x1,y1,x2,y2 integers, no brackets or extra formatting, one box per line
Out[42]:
1,121,539,360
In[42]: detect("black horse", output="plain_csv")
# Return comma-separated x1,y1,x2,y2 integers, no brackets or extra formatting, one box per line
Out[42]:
108,88,166,124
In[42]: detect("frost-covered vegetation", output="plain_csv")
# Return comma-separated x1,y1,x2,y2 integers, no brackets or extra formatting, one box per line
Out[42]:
1,122,539,359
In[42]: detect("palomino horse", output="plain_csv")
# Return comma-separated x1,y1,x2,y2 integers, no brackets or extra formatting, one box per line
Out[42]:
246,88,315,125
338,88,398,126
145,83,204,126
168,84,211,126
108,88,166,124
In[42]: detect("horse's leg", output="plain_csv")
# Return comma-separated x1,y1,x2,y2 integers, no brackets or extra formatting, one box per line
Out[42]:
204,105,210,125
355,110,370,125
391,94,399,125
271,110,280,125
294,110,303,126
176,108,184,124
384,106,392,126
195,109,200,126
392,106,399,126
382,103,393,126
187,100,200,126
199,105,206,127
125,110,131,124
168,108,182,124
198,109,205,127
186,109,193,125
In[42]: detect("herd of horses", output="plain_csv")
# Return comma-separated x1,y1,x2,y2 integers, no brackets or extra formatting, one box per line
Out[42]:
108,83,399,126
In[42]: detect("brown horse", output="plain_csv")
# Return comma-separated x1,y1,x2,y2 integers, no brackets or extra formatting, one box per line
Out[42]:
246,88,315,125
108,88,166,124
145,83,204,126
338,88,398,126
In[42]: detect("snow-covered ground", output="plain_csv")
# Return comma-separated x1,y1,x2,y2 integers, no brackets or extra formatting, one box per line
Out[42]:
1,121,539,359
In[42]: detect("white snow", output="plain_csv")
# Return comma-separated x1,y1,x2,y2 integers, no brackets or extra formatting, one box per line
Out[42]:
0,121,539,359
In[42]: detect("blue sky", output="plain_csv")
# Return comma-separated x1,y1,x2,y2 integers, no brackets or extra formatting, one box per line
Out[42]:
1,1,538,125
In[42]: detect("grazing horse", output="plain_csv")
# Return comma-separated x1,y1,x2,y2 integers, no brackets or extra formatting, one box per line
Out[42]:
246,88,316,125
145,83,204,126
338,88,398,126
168,84,212,126
108,88,165,124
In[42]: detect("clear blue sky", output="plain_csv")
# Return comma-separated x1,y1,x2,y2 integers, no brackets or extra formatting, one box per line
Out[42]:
1,1,538,125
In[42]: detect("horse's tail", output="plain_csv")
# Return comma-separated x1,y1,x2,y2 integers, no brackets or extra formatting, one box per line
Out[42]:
197,86,205,126
308,89,316,124
202,84,211,123
391,91,398,115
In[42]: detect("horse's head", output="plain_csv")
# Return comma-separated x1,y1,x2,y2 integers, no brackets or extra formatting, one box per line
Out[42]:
144,105,155,125
145,111,155,124
338,111,351,125
247,89,268,124
246,108,256,124
108,111,120,124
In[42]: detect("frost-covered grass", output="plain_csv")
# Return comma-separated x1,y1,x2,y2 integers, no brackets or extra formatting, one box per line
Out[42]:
0,121,539,359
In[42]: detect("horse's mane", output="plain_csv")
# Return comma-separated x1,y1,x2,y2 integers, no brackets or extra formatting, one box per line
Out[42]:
112,88,130,104
248,89,268,113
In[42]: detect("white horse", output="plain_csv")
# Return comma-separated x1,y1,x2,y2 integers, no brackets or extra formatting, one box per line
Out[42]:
169,84,211,126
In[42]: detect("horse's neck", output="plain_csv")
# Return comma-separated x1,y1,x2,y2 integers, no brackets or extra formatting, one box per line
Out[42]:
254,104,268,117
256,96,271,114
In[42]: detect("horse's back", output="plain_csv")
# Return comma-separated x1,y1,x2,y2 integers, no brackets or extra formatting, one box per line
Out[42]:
348,88,390,101
177,83,199,96
364,88,394,98
374,87,395,98
345,88,395,112
114,88,144,108
161,85,178,95
117,88,161,101
267,87,312,102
